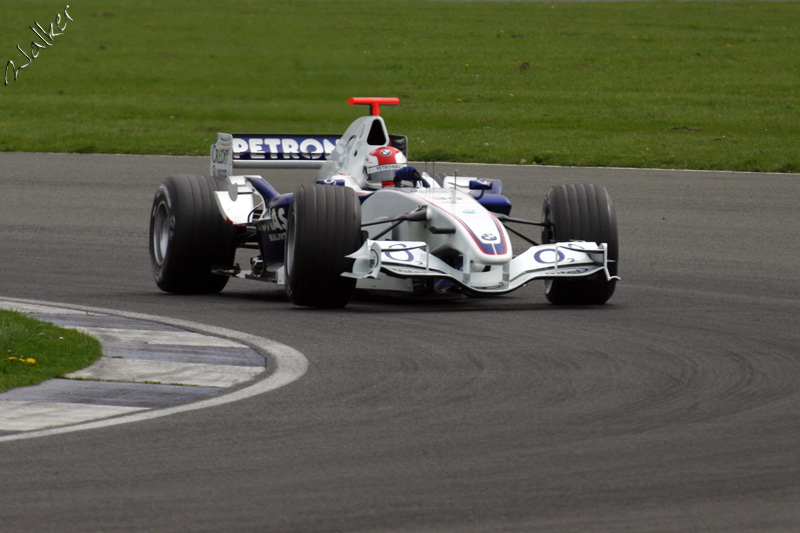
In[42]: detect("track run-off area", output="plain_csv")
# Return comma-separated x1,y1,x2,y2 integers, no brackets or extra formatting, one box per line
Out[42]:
1,152,799,531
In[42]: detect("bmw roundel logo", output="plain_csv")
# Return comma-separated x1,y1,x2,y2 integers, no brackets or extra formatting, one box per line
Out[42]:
380,148,392,156
482,233,497,241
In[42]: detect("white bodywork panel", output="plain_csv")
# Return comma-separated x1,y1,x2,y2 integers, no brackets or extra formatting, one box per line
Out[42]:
212,176,264,226
361,187,512,266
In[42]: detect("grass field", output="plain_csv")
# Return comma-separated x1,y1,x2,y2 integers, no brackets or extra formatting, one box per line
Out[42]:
0,310,103,393
1,1,798,171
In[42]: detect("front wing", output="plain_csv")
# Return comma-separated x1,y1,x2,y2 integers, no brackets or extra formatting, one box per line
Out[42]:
344,240,618,294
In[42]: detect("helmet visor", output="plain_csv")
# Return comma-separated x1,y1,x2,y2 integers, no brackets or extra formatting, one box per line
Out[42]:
367,164,404,183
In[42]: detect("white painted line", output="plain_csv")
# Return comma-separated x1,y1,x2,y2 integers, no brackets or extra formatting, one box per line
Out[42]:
0,297,309,443
72,327,247,347
0,400,146,432
0,301,88,315
66,357,265,387
419,160,800,177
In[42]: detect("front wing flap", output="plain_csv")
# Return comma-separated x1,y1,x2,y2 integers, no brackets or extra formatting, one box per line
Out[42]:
344,240,618,294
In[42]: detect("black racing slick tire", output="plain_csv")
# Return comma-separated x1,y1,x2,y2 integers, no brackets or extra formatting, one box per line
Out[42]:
149,174,237,294
541,183,618,305
285,184,362,308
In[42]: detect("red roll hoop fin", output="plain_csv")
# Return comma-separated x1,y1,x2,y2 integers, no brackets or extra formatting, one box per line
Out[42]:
348,97,400,116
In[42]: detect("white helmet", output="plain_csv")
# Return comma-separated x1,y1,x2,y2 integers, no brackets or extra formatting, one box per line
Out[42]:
364,146,407,189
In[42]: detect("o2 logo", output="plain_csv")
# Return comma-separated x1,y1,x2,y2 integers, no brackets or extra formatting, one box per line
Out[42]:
534,249,572,265
383,244,425,266
384,245,414,262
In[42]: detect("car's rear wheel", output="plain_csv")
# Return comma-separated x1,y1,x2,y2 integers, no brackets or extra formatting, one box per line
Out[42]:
149,174,236,294
285,184,362,308
541,183,618,305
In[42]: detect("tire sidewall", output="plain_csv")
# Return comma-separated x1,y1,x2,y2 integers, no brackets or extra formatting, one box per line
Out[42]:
148,175,235,294
149,183,177,287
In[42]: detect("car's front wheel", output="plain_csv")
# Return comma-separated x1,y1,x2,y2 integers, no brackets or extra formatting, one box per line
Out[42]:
284,184,362,308
541,183,618,305
149,174,236,294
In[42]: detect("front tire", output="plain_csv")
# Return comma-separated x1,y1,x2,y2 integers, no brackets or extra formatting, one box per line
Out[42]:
541,184,618,305
285,184,362,308
149,174,236,294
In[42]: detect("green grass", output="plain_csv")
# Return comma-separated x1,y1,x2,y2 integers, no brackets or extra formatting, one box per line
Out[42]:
0,310,103,393
1,1,799,171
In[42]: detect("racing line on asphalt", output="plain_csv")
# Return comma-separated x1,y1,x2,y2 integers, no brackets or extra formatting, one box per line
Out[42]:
0,297,309,442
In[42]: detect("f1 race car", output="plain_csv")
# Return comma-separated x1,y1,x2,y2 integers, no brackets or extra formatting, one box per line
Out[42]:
149,97,619,308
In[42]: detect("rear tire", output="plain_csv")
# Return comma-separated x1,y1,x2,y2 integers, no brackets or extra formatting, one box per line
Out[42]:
285,184,362,308
149,174,237,294
541,184,618,305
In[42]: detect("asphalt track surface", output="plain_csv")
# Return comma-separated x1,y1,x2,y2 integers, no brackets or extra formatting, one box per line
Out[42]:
1,152,798,532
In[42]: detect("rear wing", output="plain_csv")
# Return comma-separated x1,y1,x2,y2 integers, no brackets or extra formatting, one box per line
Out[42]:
210,97,405,179
211,133,408,178
210,134,338,178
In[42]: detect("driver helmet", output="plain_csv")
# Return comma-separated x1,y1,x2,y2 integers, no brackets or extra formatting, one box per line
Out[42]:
364,146,407,189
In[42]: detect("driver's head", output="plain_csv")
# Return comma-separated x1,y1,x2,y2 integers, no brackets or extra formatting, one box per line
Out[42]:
364,146,407,189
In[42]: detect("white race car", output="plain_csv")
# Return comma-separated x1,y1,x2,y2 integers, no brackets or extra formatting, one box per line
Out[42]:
149,97,619,308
